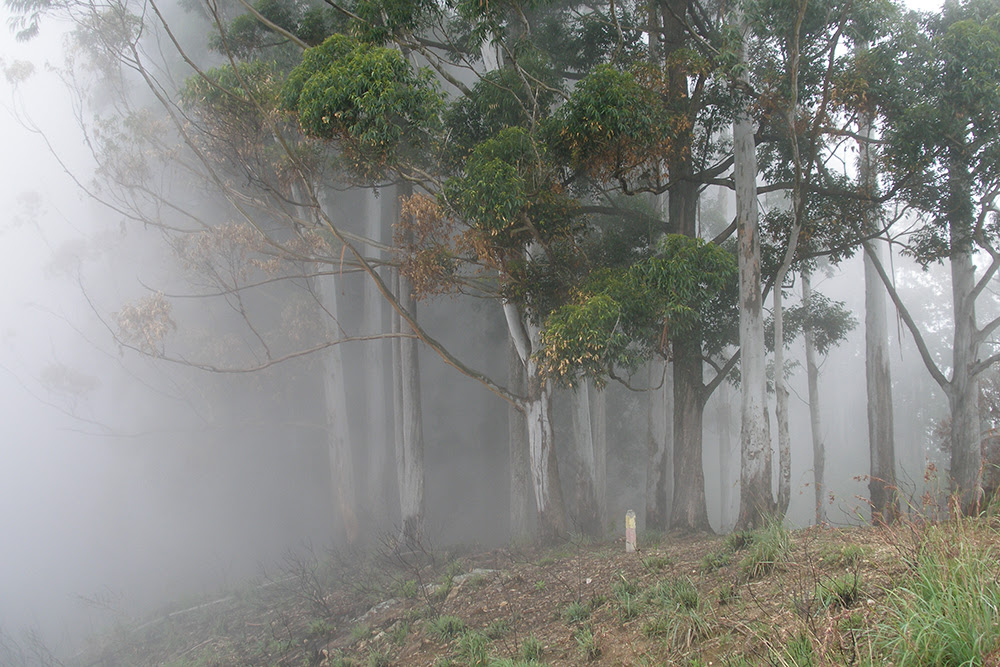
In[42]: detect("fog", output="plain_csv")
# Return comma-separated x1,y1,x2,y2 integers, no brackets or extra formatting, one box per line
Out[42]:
0,0,979,661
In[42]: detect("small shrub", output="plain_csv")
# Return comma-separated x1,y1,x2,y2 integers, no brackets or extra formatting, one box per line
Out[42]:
819,543,866,568
562,600,590,624
428,614,466,640
398,579,419,599
521,634,543,661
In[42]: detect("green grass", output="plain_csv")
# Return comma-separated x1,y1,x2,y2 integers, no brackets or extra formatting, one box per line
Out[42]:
348,623,372,643
874,532,1000,665
520,634,543,661
484,618,510,639
612,573,642,620
427,614,467,640
574,624,600,661
562,600,590,624
738,517,790,580
456,629,491,666
642,553,675,571
647,576,699,610
700,547,732,572
818,572,862,609
389,620,409,646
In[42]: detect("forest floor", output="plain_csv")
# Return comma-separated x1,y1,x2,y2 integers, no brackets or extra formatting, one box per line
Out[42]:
74,511,1000,666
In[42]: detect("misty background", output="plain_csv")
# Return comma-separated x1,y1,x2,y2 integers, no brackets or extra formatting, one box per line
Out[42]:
0,0,962,659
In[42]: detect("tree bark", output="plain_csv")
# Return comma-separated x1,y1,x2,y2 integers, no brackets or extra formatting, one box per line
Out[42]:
859,102,898,523
801,270,827,524
646,358,673,530
733,8,774,530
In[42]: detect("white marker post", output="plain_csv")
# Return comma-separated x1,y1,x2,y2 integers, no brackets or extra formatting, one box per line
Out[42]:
625,510,637,553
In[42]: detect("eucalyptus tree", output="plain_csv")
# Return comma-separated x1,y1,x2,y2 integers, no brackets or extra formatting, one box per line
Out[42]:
865,0,1000,512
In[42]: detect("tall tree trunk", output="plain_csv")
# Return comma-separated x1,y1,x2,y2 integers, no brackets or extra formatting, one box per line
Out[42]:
646,358,673,530
671,334,711,532
393,184,425,546
773,268,793,518
859,102,898,523
506,302,568,540
801,270,827,524
508,336,533,539
362,189,391,526
949,232,982,512
733,19,774,528
315,274,359,544
572,380,603,536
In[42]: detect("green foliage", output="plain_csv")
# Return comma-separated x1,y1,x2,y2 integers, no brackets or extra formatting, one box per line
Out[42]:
775,290,858,355
541,235,737,385
612,573,642,620
647,577,699,611
700,548,732,572
546,65,681,183
389,620,409,646
349,623,372,643
641,553,674,571
281,34,442,180
775,633,815,666
398,578,419,599
484,618,510,640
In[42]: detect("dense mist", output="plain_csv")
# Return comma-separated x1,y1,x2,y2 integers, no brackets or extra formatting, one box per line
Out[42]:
0,0,992,662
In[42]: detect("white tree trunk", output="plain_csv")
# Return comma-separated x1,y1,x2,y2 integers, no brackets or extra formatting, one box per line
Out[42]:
393,186,425,546
591,382,608,528
801,271,827,524
315,274,359,543
508,335,533,539
773,272,792,517
506,300,567,540
949,243,982,511
361,189,391,525
733,19,774,528
859,104,898,523
572,379,604,536
646,358,672,530
717,385,734,532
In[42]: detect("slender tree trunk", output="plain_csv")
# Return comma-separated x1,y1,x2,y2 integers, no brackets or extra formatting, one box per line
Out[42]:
859,102,898,523
508,336,533,539
591,382,608,529
949,237,982,512
801,271,827,524
393,184,425,546
733,21,774,528
646,358,673,530
315,274,359,544
773,269,793,518
362,189,391,526
572,380,603,536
